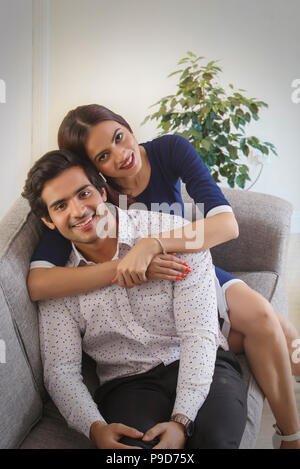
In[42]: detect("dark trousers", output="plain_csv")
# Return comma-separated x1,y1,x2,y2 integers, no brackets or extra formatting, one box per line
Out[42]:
94,349,247,449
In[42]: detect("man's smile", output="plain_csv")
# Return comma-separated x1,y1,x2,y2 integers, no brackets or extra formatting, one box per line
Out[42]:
71,213,96,230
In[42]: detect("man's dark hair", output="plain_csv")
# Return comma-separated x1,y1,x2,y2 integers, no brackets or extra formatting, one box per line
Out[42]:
22,149,113,220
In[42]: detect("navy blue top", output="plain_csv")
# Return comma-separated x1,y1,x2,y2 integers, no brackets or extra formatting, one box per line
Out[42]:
31,135,231,267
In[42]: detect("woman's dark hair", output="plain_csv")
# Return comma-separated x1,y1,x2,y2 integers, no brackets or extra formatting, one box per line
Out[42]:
57,104,133,195
22,149,115,220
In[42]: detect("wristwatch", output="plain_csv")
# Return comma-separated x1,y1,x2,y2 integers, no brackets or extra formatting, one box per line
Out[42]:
170,414,194,438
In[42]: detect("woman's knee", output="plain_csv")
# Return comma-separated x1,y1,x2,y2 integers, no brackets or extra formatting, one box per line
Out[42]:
228,285,280,337
248,298,281,337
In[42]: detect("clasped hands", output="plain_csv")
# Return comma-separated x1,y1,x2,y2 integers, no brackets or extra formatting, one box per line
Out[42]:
111,238,191,288
90,420,186,450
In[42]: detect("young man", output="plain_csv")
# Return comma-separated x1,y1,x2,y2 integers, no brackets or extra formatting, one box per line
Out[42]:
22,150,247,449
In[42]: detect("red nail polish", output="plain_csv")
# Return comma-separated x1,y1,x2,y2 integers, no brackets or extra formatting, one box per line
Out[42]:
176,276,182,280
183,262,189,266
181,273,187,278
185,268,192,272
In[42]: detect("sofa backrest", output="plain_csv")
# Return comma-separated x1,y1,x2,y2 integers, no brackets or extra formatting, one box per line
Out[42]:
0,197,45,448
181,185,293,276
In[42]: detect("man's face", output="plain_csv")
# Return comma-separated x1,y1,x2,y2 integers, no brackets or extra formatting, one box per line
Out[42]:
41,166,107,245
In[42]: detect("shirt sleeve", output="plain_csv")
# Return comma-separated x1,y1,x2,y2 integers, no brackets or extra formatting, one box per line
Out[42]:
167,135,232,217
30,229,72,269
172,248,219,420
38,296,105,438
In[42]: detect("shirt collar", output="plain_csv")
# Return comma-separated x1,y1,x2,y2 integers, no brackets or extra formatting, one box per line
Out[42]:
68,207,137,267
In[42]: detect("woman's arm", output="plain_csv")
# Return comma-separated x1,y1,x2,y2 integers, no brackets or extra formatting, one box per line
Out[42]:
27,260,120,301
28,212,238,301
28,255,189,301
112,211,238,287
160,211,239,252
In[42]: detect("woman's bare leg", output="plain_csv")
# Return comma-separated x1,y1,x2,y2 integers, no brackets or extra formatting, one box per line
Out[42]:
275,313,300,377
226,282,300,449
228,310,300,377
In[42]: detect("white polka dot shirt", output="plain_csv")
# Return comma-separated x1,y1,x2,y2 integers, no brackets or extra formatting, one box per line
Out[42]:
38,208,228,439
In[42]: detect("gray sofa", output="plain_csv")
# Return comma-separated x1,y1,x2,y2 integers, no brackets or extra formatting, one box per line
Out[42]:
0,187,293,449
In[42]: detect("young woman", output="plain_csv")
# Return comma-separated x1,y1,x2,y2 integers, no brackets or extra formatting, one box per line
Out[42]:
28,104,300,449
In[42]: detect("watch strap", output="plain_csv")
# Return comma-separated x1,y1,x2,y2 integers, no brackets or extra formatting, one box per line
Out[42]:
170,414,193,437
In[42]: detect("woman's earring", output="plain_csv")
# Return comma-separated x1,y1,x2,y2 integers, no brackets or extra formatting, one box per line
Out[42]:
99,172,107,183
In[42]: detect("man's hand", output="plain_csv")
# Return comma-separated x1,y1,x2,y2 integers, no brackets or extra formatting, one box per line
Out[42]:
142,421,186,449
90,421,143,449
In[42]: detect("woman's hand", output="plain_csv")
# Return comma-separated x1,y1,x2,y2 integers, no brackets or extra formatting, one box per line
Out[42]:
111,237,190,288
111,238,161,288
147,254,190,281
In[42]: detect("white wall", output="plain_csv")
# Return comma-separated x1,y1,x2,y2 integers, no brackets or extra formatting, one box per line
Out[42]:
47,0,300,231
3,0,298,230
0,0,33,220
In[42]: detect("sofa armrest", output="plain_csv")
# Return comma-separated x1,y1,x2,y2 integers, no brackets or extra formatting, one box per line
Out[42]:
211,188,293,275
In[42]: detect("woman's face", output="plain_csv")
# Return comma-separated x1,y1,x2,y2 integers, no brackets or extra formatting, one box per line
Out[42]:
85,120,143,180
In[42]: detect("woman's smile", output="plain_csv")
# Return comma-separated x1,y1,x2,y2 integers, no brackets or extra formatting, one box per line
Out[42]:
119,152,135,170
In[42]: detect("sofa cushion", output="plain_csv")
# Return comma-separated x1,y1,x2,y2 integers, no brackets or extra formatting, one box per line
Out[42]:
0,291,43,448
0,198,44,448
20,400,95,449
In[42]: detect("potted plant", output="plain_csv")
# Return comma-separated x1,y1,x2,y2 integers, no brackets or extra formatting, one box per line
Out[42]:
142,51,277,189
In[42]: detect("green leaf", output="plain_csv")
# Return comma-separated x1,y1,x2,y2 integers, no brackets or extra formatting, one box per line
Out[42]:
241,144,250,156
212,171,221,183
216,135,228,147
235,174,246,188
201,139,211,151
189,127,203,139
239,164,249,175
168,70,183,78
141,115,150,126
231,115,240,129
228,145,238,159
250,103,259,114
180,67,192,80
206,154,217,166
261,145,269,155
222,118,230,133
